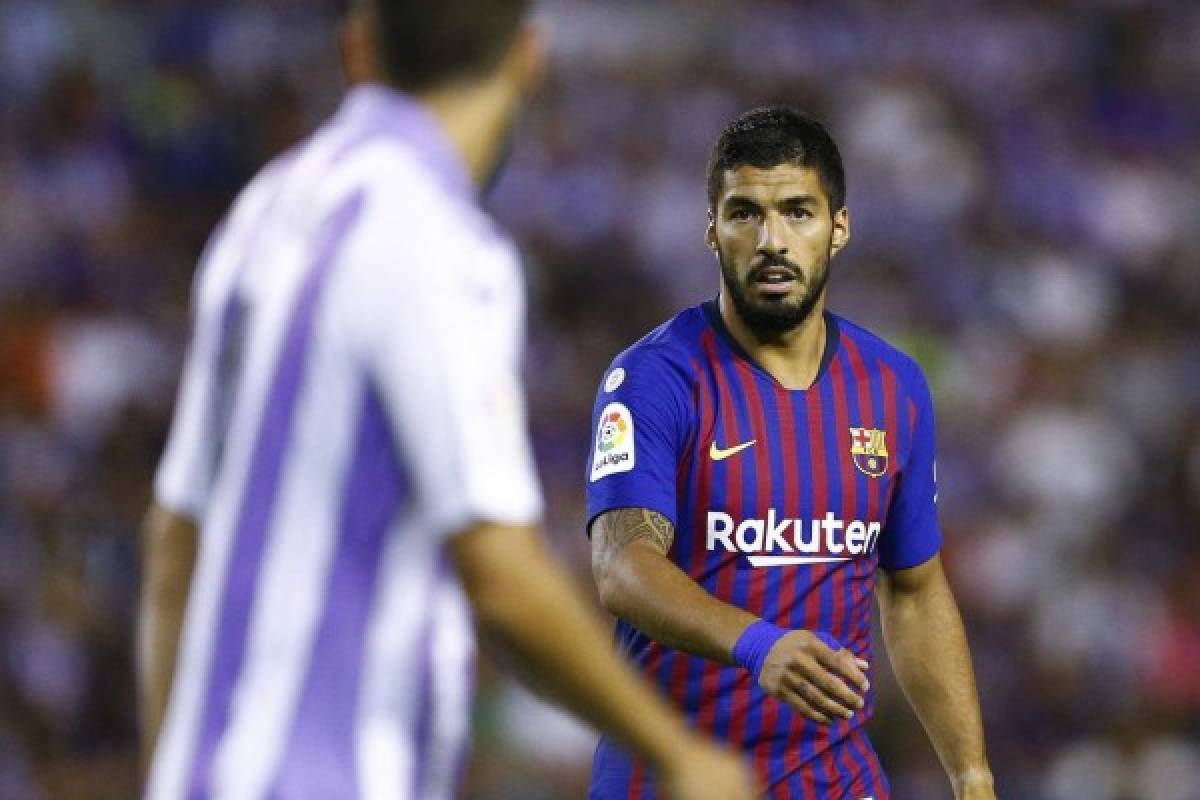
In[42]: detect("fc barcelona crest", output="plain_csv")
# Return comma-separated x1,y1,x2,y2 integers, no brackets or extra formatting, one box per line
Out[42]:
849,427,889,478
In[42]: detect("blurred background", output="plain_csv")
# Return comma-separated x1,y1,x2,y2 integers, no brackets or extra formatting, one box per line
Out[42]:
1,0,1199,797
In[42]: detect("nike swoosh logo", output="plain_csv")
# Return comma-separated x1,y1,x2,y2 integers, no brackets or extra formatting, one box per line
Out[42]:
709,439,757,461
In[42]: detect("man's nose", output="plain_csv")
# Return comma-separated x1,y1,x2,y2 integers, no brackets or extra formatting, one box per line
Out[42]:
757,212,788,256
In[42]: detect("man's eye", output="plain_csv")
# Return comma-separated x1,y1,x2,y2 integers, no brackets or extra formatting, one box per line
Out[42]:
729,208,752,221
787,208,812,220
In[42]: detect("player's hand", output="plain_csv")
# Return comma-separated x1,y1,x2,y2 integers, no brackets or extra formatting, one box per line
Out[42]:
658,734,760,800
758,630,868,724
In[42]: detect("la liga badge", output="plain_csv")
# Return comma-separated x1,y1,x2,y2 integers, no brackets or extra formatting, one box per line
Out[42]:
591,402,635,481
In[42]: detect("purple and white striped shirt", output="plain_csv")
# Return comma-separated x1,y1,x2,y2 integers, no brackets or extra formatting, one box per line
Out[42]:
148,85,543,800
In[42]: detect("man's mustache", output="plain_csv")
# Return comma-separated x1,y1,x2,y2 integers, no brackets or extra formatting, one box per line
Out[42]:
748,255,802,281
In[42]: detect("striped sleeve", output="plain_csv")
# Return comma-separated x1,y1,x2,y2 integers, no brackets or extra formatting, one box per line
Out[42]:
585,347,692,531
153,160,292,518
878,360,942,570
152,219,237,518
152,158,297,520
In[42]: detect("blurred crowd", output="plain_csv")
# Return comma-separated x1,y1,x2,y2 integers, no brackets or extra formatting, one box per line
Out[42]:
1,0,1198,797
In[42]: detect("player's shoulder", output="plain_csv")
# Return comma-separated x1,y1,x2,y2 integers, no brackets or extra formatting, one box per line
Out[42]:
190,146,306,312
353,146,508,264
604,304,711,388
228,145,304,229
593,305,709,412
594,307,706,438
832,312,930,394
325,87,493,251
339,149,516,302
351,136,479,219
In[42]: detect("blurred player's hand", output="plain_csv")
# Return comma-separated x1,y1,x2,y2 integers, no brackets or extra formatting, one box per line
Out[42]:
758,630,869,724
659,735,760,800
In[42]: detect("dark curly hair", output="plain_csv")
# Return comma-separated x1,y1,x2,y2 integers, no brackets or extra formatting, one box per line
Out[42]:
351,0,531,92
706,106,846,213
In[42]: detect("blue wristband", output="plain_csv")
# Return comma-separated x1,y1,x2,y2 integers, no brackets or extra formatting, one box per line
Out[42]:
733,625,847,681
732,620,789,681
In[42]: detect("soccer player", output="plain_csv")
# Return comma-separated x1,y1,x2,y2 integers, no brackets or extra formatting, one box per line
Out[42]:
586,107,995,799
137,2,757,799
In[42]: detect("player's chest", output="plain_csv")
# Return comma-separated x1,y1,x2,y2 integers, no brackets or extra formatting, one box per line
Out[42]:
684,386,903,560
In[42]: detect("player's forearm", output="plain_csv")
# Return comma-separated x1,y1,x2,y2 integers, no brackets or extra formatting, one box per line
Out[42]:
879,568,991,791
597,540,758,664
137,504,198,774
451,524,700,772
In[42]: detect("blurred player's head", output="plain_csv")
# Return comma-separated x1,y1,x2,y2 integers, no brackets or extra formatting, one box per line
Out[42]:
367,0,533,92
340,0,542,190
705,107,850,335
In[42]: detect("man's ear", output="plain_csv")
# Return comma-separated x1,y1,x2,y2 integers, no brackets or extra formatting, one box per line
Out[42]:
705,210,718,252
830,206,850,257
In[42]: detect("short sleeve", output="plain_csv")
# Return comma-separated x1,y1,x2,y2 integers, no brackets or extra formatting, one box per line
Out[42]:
877,363,942,570
585,349,693,532
359,214,543,542
153,221,235,518
154,158,290,519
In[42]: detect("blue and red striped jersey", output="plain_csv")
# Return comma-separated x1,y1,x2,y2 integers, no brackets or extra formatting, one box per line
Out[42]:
585,300,942,800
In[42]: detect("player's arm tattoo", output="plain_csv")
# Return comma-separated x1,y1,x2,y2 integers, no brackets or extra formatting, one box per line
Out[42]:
591,508,675,588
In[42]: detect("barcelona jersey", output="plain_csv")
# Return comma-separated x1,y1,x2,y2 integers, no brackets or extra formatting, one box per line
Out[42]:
585,300,942,799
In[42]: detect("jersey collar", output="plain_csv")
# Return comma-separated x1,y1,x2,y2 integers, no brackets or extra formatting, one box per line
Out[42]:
701,298,841,390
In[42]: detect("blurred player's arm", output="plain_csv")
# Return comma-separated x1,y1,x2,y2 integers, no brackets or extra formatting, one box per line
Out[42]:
450,520,757,800
136,205,243,776
591,507,868,724
878,555,994,800
137,502,198,774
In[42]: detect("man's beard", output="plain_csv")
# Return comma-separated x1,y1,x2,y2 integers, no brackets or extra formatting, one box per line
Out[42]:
719,247,831,335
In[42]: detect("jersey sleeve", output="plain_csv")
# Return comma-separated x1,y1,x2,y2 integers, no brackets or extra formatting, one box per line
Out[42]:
585,348,693,532
878,362,942,570
152,220,234,519
154,157,291,519
360,217,543,542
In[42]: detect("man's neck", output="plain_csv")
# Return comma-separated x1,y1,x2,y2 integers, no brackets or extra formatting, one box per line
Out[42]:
717,292,828,390
419,82,510,190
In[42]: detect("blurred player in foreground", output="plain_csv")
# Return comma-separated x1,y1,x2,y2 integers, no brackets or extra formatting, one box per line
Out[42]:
137,1,757,798
586,107,994,799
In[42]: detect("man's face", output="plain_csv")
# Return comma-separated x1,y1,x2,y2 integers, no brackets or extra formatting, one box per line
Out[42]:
706,163,849,334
